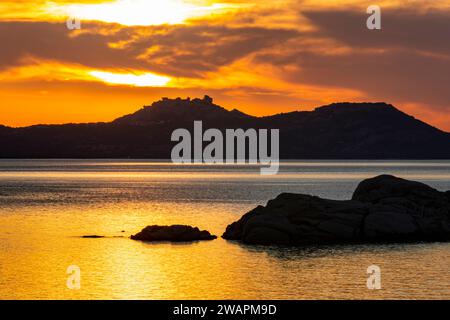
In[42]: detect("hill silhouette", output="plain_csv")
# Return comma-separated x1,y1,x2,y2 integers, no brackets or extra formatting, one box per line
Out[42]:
1,96,449,159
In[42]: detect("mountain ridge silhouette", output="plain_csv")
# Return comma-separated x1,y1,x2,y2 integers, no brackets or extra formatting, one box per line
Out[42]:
1,95,449,159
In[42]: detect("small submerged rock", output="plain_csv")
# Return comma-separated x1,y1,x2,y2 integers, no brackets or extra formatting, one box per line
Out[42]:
131,225,217,242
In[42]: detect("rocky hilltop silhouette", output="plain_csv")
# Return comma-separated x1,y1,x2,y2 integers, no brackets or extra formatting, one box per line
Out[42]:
1,95,450,159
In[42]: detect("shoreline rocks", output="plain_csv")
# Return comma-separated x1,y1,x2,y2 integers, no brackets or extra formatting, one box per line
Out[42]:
222,175,450,246
131,225,217,242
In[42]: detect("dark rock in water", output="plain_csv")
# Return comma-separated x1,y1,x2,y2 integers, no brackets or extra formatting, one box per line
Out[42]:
131,225,217,242
82,235,105,238
222,175,450,245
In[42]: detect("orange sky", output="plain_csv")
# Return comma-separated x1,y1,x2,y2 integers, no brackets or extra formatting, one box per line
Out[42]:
1,0,450,131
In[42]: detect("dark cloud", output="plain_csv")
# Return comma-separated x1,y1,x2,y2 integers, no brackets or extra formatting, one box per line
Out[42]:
0,21,139,70
0,21,299,76
132,25,298,77
302,9,450,56
268,49,450,107
252,8,450,111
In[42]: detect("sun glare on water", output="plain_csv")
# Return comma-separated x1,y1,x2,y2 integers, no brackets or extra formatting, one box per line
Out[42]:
49,0,232,26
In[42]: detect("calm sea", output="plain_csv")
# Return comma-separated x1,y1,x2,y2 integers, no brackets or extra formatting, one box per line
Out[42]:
0,160,449,300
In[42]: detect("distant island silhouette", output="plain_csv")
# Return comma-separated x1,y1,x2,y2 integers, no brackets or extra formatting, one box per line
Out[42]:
1,95,450,159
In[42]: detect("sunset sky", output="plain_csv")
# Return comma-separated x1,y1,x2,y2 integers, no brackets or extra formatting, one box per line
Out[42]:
1,0,450,131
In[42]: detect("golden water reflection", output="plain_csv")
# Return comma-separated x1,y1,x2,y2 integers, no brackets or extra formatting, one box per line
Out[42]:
1,202,449,300
0,161,449,299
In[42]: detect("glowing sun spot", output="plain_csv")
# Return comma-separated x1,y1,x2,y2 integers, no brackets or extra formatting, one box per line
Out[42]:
49,0,233,26
89,71,171,87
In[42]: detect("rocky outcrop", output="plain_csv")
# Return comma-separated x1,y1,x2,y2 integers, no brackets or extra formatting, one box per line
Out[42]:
131,225,217,242
222,175,450,245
